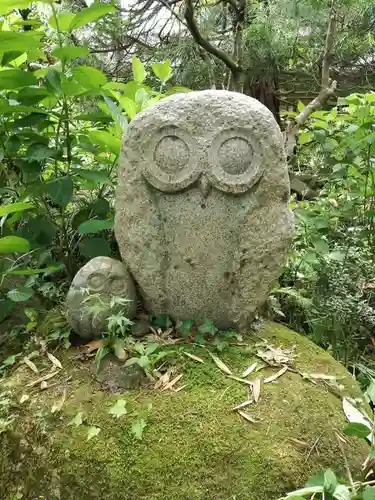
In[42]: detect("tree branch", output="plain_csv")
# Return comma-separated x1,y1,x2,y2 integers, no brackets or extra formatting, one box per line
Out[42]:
285,2,337,160
184,0,241,75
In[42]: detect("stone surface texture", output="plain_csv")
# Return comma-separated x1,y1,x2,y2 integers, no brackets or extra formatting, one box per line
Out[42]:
115,90,293,329
66,256,136,339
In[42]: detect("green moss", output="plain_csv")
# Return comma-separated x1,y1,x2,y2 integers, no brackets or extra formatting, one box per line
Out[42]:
0,321,369,500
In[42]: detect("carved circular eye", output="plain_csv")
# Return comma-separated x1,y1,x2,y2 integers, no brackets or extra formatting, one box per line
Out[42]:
109,276,126,295
143,126,201,192
217,137,253,175
154,135,189,173
208,128,263,194
87,272,106,291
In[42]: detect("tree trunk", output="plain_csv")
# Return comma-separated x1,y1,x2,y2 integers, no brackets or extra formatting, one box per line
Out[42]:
243,75,281,125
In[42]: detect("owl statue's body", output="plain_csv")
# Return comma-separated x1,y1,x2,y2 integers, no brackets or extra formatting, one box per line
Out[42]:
115,90,294,330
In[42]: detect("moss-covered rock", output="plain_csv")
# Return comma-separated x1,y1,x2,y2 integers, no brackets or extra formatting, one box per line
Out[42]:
0,322,369,500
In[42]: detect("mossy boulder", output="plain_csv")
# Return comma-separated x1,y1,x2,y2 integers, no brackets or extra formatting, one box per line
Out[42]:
0,322,369,500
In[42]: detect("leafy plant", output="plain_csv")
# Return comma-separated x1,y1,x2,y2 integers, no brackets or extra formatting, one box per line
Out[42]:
124,342,171,378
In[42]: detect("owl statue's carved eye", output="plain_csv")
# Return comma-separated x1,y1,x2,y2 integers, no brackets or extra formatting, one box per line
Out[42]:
88,272,106,291
208,128,263,194
143,125,200,192
109,276,127,294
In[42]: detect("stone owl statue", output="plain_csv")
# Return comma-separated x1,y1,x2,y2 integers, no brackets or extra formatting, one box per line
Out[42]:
66,90,293,338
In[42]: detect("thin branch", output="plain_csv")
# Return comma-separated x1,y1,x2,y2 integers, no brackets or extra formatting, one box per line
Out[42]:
184,0,241,74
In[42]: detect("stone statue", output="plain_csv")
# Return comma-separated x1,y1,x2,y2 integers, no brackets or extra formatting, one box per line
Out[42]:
67,90,293,338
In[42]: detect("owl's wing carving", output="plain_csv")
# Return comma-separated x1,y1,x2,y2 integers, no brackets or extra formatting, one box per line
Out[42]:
115,150,168,312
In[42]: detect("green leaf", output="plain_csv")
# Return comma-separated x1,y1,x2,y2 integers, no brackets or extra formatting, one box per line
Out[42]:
86,426,101,441
102,95,127,130
27,143,56,161
7,286,34,302
152,61,173,82
181,319,193,336
0,202,34,217
4,266,58,276
5,135,21,155
364,485,375,500
79,237,111,259
297,101,305,112
132,56,146,84
108,399,127,419
366,380,375,406
333,485,351,500
0,299,13,323
343,422,371,439
52,46,89,61
323,469,337,494
0,69,37,90
72,66,107,89
45,68,62,93
131,418,147,440
298,131,313,145
0,0,31,15
0,32,41,52
0,236,30,254
78,219,114,235
2,51,25,66
312,239,329,254
88,130,120,155
198,319,218,335
46,177,74,207
68,411,84,427
91,198,110,216
69,2,116,31
116,95,137,120
72,168,111,185
48,12,76,32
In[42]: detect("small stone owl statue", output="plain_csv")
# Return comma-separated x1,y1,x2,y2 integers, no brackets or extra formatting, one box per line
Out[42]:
114,90,294,330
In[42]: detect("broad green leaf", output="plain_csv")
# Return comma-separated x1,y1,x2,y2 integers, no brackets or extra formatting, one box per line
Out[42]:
78,219,114,234
364,485,375,500
298,131,313,145
108,399,127,419
152,61,172,82
72,66,107,89
333,485,351,500
69,3,116,31
7,286,34,302
198,319,218,335
5,135,21,155
13,113,47,128
0,0,31,15
68,411,84,427
79,237,111,258
0,236,30,254
46,177,74,207
343,422,371,439
88,130,120,155
102,95,127,130
0,202,34,216
2,51,25,66
313,239,329,254
52,46,89,61
27,143,56,161
45,68,62,93
131,418,147,440
0,69,37,90
48,12,76,32
0,32,41,52
297,101,305,112
72,168,111,185
17,87,51,106
0,299,13,323
132,56,146,83
91,198,110,216
323,469,337,494
4,266,58,276
87,426,101,441
115,94,137,120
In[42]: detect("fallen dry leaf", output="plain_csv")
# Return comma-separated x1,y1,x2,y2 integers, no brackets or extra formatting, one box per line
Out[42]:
183,352,204,364
232,399,253,411
47,352,62,369
19,394,29,404
40,381,48,390
84,339,108,353
228,375,253,386
256,343,296,367
154,368,173,390
252,378,261,403
209,352,232,375
26,370,59,388
237,410,260,424
264,366,288,383
162,373,183,391
174,384,187,393
289,438,309,448
242,362,257,378
23,357,38,373
51,388,67,414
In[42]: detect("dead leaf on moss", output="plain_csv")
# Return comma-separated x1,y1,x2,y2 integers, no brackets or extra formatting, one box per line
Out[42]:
242,362,257,378
40,381,48,390
289,438,309,448
252,378,261,403
84,339,108,353
174,384,187,393
232,399,253,411
154,368,174,390
47,352,62,369
162,374,183,391
27,370,59,388
256,343,296,367
228,375,253,386
23,357,38,373
264,366,288,383
237,410,261,424
209,352,232,375
51,388,67,414
19,394,29,404
183,352,204,364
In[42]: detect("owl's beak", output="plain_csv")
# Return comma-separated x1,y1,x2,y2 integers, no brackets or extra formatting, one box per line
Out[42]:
198,173,211,198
